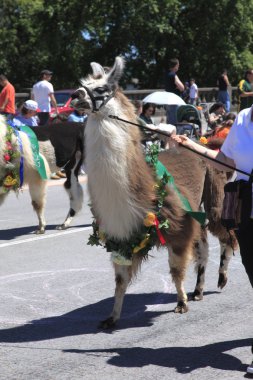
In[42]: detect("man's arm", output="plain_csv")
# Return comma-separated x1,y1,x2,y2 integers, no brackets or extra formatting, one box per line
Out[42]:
195,85,198,98
171,134,235,172
238,80,253,97
49,93,59,113
223,74,230,86
0,97,8,111
175,75,184,92
0,88,9,111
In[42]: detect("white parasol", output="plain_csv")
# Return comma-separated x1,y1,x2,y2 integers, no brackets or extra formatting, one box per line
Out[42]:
142,91,186,105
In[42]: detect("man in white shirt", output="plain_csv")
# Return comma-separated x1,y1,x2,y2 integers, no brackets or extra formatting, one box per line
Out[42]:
32,69,58,125
189,78,198,105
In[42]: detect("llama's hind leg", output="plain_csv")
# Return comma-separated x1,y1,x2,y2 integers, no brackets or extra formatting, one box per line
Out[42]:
169,249,191,313
191,230,209,301
99,262,133,329
218,241,233,289
56,176,83,230
56,151,83,230
28,177,47,234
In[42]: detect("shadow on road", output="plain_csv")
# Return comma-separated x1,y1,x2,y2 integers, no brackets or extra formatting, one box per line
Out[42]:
63,338,252,374
0,291,220,343
0,224,91,240
0,293,175,342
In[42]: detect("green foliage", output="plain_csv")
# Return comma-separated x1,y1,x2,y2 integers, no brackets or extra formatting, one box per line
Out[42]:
0,0,253,90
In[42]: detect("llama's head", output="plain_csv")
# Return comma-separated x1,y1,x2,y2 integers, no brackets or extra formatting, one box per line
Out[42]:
71,56,125,114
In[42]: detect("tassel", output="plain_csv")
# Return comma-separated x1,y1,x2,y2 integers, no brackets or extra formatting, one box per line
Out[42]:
154,216,166,245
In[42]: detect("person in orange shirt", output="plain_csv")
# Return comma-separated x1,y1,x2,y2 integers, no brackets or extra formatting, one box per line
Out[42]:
0,74,15,117
200,112,236,151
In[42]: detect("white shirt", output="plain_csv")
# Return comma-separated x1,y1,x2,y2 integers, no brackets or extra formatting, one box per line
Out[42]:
189,83,198,99
32,80,54,112
221,106,253,180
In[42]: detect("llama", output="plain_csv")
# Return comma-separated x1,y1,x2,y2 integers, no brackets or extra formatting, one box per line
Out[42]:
70,57,237,328
35,122,85,230
0,118,84,233
70,56,217,328
0,116,50,233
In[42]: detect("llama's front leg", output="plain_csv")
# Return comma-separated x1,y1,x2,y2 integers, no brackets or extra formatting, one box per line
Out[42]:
28,178,47,234
191,230,209,301
218,242,233,289
99,262,132,329
169,249,190,313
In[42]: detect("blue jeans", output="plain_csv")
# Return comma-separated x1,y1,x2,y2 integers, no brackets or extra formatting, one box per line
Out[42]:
190,98,197,105
166,105,178,124
217,90,230,112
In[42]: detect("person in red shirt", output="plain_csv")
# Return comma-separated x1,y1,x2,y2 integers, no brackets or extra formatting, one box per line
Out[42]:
0,74,15,117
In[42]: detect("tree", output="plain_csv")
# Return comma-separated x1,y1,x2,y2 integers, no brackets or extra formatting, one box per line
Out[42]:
0,0,253,90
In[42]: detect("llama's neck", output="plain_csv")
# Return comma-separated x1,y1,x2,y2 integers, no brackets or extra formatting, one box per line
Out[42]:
85,115,147,239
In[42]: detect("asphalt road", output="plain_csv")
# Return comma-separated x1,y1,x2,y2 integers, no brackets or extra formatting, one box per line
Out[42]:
0,179,252,380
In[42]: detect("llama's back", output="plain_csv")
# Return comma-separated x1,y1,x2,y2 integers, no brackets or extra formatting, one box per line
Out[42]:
158,148,207,211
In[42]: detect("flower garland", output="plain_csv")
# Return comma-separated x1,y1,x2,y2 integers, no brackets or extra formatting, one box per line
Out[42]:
0,125,20,195
88,144,170,264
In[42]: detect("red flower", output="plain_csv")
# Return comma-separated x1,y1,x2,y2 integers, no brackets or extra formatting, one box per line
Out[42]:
4,154,11,161
6,142,12,150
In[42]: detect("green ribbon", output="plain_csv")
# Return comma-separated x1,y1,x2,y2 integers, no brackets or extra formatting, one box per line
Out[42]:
146,156,206,225
19,125,48,180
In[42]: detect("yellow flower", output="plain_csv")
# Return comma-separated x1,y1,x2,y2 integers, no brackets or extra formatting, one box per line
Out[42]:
4,175,17,187
200,136,208,145
133,235,150,254
143,212,156,227
98,230,106,242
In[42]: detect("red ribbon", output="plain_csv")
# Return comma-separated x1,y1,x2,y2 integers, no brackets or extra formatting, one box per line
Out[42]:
154,216,166,245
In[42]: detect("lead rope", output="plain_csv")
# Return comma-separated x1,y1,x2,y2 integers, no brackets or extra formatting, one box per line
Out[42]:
109,115,253,179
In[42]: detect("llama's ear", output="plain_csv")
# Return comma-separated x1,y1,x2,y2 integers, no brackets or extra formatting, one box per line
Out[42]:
107,56,125,84
90,62,105,77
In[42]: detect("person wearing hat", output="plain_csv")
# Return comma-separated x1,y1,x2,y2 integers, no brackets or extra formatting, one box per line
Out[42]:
67,104,88,123
32,69,58,125
12,99,40,127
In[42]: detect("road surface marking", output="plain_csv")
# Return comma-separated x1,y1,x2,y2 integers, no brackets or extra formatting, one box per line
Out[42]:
0,226,92,249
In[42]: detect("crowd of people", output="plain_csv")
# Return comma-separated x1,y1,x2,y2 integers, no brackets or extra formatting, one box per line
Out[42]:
164,58,253,115
0,69,89,127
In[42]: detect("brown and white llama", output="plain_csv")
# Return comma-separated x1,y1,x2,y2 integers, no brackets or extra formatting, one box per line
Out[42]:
70,56,217,328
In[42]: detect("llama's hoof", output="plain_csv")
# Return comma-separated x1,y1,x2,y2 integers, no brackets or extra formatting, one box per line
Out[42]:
218,273,227,289
56,224,67,230
174,301,188,314
35,228,45,235
189,290,203,301
98,317,116,329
